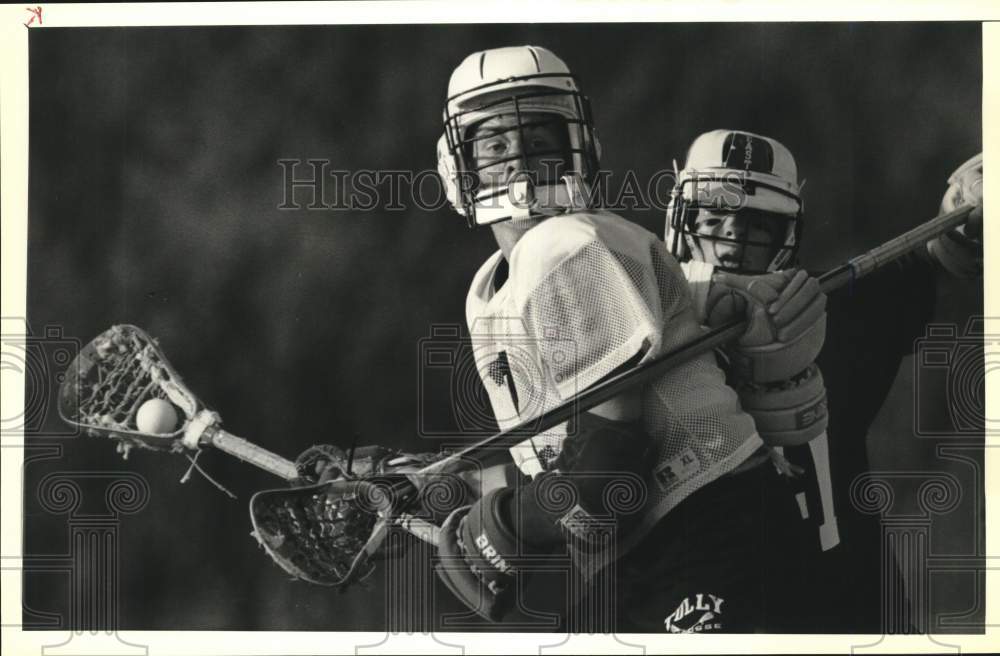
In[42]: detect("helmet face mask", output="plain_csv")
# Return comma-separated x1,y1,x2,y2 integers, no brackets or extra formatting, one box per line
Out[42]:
465,112,574,198
677,206,800,274
666,130,804,273
438,47,601,228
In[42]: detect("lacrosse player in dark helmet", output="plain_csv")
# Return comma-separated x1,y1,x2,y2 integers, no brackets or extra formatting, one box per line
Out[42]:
665,129,984,632
428,47,833,633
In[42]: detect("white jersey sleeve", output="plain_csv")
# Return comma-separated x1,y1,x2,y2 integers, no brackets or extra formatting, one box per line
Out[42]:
506,211,678,400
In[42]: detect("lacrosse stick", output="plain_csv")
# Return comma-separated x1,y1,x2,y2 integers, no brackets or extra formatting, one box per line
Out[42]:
58,324,300,481
249,477,442,588
58,325,440,549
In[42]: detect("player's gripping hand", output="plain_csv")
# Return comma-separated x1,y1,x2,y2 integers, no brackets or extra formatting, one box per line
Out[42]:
435,488,520,622
706,269,827,382
766,270,827,342
930,152,983,277
943,152,983,236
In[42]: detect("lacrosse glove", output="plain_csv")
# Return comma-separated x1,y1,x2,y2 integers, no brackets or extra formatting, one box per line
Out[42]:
436,487,522,622
706,268,827,383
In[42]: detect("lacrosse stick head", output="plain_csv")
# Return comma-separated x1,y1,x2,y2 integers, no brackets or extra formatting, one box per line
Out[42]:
58,324,214,457
249,478,413,588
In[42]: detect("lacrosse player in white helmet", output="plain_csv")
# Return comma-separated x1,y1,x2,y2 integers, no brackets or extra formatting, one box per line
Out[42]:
666,130,983,632
666,129,835,534
431,47,825,632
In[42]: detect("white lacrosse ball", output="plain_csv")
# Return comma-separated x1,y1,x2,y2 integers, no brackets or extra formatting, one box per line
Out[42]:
136,398,179,434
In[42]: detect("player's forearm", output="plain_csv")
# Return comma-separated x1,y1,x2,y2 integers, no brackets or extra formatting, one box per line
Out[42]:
511,411,652,547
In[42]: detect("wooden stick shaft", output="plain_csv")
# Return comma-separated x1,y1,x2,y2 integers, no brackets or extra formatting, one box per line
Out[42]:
208,430,299,481
397,514,440,547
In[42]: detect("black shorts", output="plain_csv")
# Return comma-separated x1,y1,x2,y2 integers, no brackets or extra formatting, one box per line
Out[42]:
603,460,821,633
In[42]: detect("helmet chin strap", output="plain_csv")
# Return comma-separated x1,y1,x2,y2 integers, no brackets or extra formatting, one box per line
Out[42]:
472,175,590,227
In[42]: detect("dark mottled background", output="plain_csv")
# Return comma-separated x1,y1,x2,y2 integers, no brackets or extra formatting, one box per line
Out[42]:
22,23,983,631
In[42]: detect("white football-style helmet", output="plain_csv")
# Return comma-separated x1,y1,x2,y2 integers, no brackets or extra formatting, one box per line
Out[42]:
666,130,804,273
438,46,601,227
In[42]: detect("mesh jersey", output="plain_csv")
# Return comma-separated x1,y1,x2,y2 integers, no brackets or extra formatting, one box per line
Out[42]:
465,210,762,560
